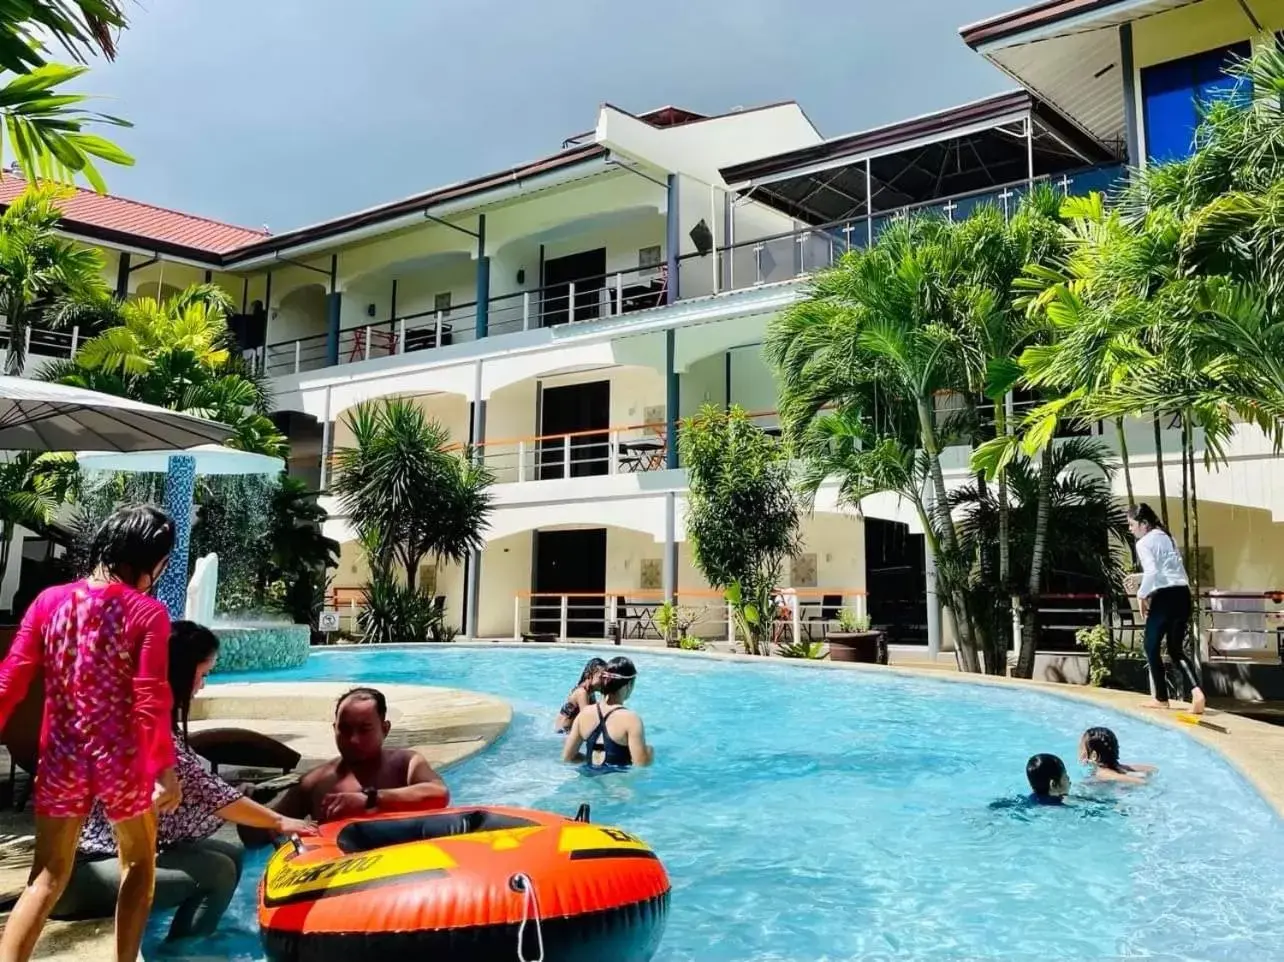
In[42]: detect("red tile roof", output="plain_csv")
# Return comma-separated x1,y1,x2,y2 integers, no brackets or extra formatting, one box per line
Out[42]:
0,176,269,258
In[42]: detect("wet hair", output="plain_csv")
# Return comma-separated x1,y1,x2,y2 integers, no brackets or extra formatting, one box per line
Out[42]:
90,505,175,587
336,687,388,720
169,620,219,740
1083,726,1123,772
579,657,607,687
1026,753,1068,797
598,656,638,696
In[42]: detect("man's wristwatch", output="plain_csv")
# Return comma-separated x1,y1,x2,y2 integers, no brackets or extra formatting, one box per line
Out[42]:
363,786,379,811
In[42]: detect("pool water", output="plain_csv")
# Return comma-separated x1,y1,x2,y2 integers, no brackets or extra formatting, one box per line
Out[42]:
152,647,1284,961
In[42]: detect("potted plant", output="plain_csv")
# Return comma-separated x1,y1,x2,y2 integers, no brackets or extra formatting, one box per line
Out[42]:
655,601,698,648
826,608,886,664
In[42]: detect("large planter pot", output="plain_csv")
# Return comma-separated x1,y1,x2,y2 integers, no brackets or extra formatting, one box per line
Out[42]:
827,630,887,665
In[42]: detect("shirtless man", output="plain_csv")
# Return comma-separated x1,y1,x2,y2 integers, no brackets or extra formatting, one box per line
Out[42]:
241,687,448,844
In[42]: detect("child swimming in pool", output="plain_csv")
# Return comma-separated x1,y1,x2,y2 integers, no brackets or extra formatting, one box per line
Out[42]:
554,657,605,734
1079,726,1156,785
561,657,653,770
1026,753,1071,805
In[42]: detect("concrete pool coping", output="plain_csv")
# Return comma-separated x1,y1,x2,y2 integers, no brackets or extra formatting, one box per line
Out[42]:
0,681,512,961
341,639,1284,819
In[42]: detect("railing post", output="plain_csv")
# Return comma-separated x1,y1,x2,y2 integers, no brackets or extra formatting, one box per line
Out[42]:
69,325,79,355
567,280,576,322
522,292,531,331
791,597,802,645
294,340,301,374
608,430,619,474
23,325,31,358
513,596,522,641
364,326,372,361
727,602,736,647
435,310,443,348
562,434,571,477
559,596,569,641
754,244,764,285
398,318,406,354
855,593,868,622
615,272,624,316
1098,594,1107,628
797,232,807,276
517,441,526,482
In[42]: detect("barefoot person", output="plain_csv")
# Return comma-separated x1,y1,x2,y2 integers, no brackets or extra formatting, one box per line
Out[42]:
1128,503,1207,714
0,506,181,962
53,622,315,942
244,688,449,841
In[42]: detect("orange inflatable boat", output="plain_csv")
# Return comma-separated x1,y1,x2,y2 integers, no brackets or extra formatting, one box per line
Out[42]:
258,804,670,962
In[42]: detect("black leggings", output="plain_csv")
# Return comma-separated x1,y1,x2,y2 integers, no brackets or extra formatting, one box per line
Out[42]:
1144,585,1201,702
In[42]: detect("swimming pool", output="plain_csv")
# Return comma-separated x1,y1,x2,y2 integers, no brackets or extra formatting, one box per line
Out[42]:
154,646,1284,961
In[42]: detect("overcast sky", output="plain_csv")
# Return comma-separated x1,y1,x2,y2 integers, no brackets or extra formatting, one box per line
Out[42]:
86,0,1020,231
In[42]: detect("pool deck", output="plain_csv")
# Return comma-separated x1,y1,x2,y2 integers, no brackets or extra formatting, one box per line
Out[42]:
0,681,511,961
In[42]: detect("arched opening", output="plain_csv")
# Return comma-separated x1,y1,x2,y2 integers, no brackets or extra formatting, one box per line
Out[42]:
265,284,328,375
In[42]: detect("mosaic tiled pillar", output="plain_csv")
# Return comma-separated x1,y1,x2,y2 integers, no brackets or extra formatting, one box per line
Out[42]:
155,454,196,620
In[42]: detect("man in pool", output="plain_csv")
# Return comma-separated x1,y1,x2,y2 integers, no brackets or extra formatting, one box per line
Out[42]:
242,688,449,843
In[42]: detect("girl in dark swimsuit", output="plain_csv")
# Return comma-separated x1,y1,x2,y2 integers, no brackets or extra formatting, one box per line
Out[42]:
554,658,606,733
561,657,653,769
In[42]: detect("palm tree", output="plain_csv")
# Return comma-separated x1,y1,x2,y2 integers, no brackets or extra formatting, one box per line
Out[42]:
0,184,106,374
331,398,494,593
0,451,78,600
41,282,287,456
953,438,1128,625
0,2,134,188
766,215,1010,670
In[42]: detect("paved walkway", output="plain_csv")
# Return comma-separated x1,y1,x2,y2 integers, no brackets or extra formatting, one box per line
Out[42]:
0,682,511,961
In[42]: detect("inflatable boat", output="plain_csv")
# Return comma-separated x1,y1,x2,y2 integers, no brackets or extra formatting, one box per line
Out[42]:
259,804,669,962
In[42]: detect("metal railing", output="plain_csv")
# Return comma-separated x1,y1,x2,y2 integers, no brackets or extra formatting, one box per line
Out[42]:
675,163,1127,299
513,587,870,644
0,324,84,365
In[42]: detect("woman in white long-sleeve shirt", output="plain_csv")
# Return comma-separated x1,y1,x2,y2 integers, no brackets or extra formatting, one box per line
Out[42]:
1127,503,1206,714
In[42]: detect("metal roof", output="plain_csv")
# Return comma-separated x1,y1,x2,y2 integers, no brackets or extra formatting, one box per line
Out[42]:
719,91,1116,224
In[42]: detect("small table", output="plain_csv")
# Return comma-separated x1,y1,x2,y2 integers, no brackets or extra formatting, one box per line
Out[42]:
620,440,666,472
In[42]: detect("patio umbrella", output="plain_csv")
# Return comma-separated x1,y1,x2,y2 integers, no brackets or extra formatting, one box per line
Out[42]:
0,375,233,452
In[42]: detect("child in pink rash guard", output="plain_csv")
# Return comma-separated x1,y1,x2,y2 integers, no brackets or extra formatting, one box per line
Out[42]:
0,505,180,962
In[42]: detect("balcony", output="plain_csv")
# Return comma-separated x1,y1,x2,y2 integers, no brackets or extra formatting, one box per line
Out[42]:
252,163,1126,380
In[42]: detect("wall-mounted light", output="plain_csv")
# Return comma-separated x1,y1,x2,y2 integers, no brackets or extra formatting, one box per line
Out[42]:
690,219,713,257
366,303,377,318
517,268,526,285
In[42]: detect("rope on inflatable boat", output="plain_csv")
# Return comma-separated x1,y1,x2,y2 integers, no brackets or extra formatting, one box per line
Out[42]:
512,872,545,962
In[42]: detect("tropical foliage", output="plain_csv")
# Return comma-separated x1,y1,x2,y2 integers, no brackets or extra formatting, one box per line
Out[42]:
0,450,77,606
42,282,287,455
0,184,106,374
0,1,133,187
679,404,801,656
332,398,494,643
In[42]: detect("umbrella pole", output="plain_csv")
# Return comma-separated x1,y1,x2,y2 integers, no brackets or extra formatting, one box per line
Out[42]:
154,454,197,620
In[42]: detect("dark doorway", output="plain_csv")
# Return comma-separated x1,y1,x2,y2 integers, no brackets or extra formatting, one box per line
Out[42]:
865,518,927,646
542,248,606,327
539,381,610,480
533,528,607,637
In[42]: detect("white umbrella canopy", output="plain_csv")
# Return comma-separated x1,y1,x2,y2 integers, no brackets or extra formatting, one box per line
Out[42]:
76,444,284,477
0,375,233,452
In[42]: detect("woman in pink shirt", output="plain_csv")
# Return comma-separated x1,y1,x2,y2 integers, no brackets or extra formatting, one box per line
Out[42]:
0,505,180,962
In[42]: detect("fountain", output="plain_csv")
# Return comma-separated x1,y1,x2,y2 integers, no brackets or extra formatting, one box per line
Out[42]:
76,444,311,674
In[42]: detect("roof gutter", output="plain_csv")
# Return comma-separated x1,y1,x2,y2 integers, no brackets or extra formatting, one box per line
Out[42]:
223,155,610,271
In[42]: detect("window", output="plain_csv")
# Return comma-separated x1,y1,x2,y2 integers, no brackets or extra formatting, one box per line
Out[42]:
433,292,452,317
1141,41,1252,163
638,245,662,276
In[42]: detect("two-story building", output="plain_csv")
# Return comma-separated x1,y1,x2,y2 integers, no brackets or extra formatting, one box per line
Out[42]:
3,0,1281,664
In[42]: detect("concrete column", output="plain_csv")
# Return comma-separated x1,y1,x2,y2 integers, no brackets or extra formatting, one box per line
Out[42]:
666,174,680,303
475,214,490,339
114,252,130,298
665,328,679,470
663,491,678,605
318,387,333,490
464,365,486,637
325,292,342,367
1120,24,1141,168
154,455,197,620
